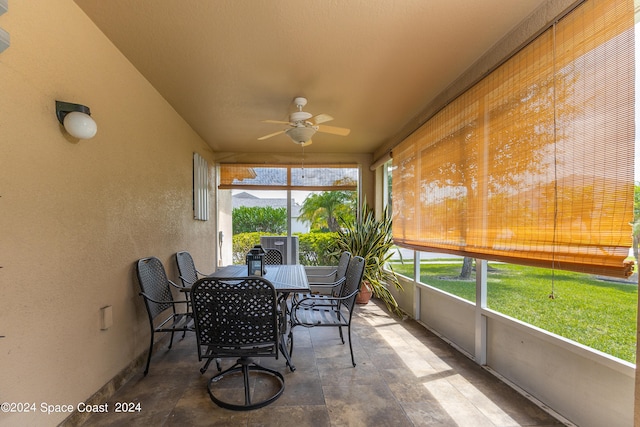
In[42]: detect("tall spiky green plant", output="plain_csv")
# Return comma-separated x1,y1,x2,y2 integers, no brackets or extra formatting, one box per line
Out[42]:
335,202,403,315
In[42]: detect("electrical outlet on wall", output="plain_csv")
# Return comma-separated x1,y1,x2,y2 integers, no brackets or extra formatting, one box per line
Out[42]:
100,306,113,330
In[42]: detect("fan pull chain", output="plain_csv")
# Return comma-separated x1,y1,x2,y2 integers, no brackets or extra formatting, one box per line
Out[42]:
301,145,305,179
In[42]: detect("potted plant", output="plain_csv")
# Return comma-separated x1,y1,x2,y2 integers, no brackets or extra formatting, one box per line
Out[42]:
334,202,403,316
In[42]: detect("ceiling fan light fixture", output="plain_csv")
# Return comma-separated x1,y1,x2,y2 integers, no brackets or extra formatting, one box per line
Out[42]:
290,111,312,123
258,96,349,145
286,126,316,144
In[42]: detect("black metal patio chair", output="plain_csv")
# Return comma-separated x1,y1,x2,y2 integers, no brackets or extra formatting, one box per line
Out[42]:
289,255,365,367
175,250,214,288
190,276,285,411
303,251,351,296
305,251,351,283
264,248,284,265
136,256,194,376
292,251,351,309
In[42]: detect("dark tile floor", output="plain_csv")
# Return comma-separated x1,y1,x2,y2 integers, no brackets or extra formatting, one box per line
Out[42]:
81,301,565,426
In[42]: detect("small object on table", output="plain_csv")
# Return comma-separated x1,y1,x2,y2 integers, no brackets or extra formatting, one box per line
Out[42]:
246,244,266,276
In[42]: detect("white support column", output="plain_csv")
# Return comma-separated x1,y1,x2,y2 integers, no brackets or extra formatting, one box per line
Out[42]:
413,251,421,320
287,190,293,264
475,258,487,365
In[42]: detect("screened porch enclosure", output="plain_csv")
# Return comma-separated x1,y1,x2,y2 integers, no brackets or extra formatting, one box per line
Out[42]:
392,0,635,279
383,1,638,425
218,163,359,267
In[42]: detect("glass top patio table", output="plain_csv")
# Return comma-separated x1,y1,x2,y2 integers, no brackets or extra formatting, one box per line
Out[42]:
210,264,309,293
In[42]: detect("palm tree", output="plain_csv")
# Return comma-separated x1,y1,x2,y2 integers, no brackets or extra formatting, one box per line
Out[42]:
299,191,356,232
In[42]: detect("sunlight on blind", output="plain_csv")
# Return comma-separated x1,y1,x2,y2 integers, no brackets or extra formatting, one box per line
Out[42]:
392,0,634,277
219,164,358,191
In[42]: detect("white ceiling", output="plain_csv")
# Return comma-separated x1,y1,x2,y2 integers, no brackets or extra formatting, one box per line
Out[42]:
75,0,545,155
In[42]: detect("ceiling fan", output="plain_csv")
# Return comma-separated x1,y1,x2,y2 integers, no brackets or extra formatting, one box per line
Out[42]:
258,97,351,146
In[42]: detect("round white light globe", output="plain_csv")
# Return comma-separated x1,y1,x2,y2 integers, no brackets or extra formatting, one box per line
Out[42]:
63,111,97,139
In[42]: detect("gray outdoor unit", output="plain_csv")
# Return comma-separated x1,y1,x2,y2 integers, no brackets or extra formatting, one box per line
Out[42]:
260,236,299,265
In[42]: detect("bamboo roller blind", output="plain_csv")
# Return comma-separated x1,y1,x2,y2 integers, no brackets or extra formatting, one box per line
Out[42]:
392,0,635,277
219,163,358,191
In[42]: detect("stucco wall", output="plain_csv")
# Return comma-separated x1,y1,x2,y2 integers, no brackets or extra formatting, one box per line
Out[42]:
0,2,216,425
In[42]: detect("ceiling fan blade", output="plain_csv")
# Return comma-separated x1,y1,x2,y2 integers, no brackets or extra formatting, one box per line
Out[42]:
262,119,291,125
317,124,351,136
258,130,286,140
309,113,334,125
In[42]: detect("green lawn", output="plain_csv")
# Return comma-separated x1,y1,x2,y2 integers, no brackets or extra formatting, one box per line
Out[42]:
389,261,638,363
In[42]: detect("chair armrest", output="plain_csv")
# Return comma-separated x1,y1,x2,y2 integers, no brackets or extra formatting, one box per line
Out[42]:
196,269,215,277
305,266,338,280
138,292,190,306
168,279,187,290
308,276,346,290
306,271,337,278
292,286,358,308
178,275,195,286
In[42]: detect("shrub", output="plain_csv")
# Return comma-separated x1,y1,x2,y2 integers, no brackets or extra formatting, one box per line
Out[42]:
297,232,339,266
232,232,264,264
233,206,286,234
232,231,338,266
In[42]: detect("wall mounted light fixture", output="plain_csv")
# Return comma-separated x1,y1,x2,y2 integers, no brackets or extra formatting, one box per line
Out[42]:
55,100,97,139
0,0,10,54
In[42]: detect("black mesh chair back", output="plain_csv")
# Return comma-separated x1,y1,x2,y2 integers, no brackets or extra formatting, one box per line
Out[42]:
335,251,352,281
175,251,199,287
175,251,213,287
339,255,366,309
296,251,351,305
191,276,285,410
289,256,365,367
328,250,352,296
136,257,193,375
264,248,284,265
